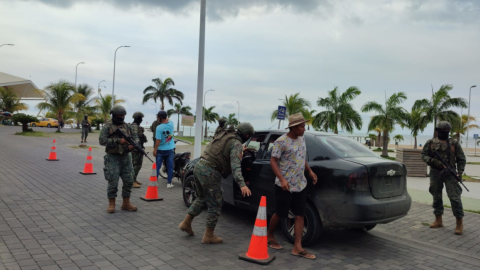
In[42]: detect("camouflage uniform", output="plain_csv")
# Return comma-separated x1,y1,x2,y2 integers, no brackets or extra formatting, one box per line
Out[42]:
99,120,139,198
81,118,90,141
131,122,147,182
150,120,160,148
187,133,246,228
422,137,466,217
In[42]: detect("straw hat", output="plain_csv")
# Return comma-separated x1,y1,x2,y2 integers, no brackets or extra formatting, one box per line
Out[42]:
286,113,306,129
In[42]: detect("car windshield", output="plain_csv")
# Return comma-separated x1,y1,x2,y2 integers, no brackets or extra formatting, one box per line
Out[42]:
315,136,378,158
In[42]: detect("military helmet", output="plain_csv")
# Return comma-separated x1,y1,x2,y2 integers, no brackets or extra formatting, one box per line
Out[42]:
132,111,144,119
110,105,126,116
237,122,255,137
218,117,227,127
436,121,452,130
84,114,88,117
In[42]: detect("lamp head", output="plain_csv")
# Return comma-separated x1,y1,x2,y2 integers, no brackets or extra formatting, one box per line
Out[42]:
471,85,477,88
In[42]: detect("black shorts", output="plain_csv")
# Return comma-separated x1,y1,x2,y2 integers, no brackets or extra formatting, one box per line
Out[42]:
275,185,307,218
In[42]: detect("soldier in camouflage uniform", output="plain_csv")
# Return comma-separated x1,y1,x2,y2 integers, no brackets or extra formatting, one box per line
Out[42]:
214,117,227,136
178,122,254,244
99,105,139,213
131,112,148,188
421,121,466,235
81,114,90,143
150,120,160,148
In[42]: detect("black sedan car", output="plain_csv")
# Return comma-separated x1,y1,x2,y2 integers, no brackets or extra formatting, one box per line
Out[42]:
181,130,411,245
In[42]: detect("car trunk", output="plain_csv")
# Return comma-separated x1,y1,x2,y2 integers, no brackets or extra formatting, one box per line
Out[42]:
344,157,406,199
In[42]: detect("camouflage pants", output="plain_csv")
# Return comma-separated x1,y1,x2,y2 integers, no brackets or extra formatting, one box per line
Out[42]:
132,151,143,182
429,169,464,218
103,153,134,199
187,161,223,228
81,128,89,140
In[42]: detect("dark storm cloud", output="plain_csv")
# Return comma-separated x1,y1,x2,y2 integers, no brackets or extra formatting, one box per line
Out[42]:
406,0,480,24
18,0,331,20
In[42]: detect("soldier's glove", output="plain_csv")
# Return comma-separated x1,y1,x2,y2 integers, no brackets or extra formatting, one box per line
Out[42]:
431,159,444,170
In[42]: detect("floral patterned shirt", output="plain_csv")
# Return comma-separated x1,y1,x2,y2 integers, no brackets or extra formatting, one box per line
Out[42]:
271,134,307,192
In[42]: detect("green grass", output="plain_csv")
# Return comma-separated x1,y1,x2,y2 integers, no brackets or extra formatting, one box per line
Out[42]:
467,162,480,165
15,131,45,137
444,204,480,214
176,136,207,145
462,174,480,182
373,148,394,152
382,156,396,161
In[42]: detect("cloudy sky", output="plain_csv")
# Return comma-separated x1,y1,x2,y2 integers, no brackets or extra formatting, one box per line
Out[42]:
1,0,479,138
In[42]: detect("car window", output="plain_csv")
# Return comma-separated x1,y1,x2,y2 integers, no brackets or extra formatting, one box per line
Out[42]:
245,134,266,151
315,136,378,158
262,134,283,160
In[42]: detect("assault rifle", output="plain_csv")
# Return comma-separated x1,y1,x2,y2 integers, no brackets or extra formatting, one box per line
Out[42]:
432,150,469,192
112,128,154,163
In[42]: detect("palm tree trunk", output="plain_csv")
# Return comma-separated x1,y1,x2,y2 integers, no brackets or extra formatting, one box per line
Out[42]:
57,112,62,132
414,136,417,149
204,121,207,138
382,129,389,157
177,113,180,132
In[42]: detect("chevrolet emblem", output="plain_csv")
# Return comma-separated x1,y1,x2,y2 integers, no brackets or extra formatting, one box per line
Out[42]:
387,169,395,176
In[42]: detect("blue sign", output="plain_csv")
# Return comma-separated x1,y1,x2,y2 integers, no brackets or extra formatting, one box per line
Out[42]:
277,106,286,120
474,134,479,139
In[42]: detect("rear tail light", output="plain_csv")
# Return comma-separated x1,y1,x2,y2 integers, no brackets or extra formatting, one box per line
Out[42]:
347,169,369,191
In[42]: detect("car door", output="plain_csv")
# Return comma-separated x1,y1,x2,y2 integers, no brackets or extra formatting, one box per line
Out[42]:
238,132,284,214
39,118,46,127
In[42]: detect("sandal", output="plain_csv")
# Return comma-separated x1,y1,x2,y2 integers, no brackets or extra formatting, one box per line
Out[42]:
292,250,316,260
267,240,283,250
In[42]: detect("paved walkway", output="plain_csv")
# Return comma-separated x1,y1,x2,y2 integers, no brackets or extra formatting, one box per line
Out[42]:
1,126,480,269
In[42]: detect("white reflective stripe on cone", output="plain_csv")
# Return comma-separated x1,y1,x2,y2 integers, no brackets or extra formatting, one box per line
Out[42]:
150,169,156,177
252,226,267,236
51,148,56,152
256,206,267,220
88,151,92,157
148,181,158,187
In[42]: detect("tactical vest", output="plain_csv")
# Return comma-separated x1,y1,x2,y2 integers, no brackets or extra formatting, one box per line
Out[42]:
105,120,133,155
430,137,456,165
202,127,241,178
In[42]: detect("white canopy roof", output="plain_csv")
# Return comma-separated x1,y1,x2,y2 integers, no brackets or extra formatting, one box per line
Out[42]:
0,72,44,100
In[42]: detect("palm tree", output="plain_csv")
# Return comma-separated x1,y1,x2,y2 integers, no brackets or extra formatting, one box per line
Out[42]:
367,133,377,149
96,94,125,122
167,103,193,132
452,114,479,141
0,86,29,112
413,85,467,137
301,109,316,130
374,127,382,147
36,80,85,132
203,106,219,138
271,93,310,122
74,83,96,128
404,108,429,149
361,92,408,157
313,86,363,134
142,78,184,110
393,135,404,147
225,113,239,127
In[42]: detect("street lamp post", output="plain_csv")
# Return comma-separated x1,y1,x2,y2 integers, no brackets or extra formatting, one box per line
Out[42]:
97,80,106,99
112,45,130,108
0,44,14,48
466,85,477,157
75,62,85,90
194,0,207,159
203,89,215,140
237,101,240,122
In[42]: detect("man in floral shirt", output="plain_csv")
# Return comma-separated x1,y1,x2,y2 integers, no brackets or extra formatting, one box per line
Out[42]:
266,113,318,260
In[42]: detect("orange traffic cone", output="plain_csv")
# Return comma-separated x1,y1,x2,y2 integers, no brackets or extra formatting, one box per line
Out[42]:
239,196,275,265
46,139,59,161
140,163,163,201
80,147,96,175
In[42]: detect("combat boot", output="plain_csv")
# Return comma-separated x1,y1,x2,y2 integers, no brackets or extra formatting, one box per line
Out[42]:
178,214,195,236
107,198,115,213
455,217,463,235
429,215,443,228
202,227,223,244
121,197,138,211
132,182,141,188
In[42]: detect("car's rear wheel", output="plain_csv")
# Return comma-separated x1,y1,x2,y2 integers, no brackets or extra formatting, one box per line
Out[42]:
182,175,197,208
32,123,36,127
280,202,322,246
47,124,51,128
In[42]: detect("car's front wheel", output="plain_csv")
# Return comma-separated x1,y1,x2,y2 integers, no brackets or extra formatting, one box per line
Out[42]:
47,124,51,128
280,202,322,246
182,175,197,208
32,123,36,127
